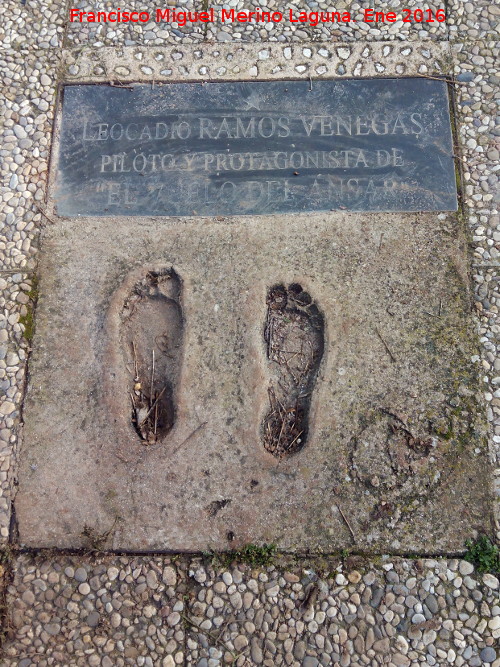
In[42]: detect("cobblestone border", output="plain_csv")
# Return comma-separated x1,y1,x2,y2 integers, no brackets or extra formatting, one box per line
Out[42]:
0,47,61,541
1,552,499,665
64,0,449,47
452,39,500,514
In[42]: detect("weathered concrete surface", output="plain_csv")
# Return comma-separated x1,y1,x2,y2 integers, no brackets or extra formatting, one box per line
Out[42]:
61,42,453,84
15,212,494,551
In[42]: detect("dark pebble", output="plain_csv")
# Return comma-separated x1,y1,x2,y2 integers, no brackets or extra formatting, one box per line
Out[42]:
456,72,474,82
87,611,100,627
370,587,384,608
480,648,497,663
425,594,439,614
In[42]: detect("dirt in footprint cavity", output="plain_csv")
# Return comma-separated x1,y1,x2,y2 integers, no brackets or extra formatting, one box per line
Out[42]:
121,269,183,444
263,283,325,459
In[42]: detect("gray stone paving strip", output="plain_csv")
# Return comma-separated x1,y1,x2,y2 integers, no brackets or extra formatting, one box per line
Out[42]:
1,553,499,665
453,39,500,481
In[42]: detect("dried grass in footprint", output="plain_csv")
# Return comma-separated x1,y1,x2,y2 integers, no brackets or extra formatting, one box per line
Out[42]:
263,283,324,459
121,269,183,444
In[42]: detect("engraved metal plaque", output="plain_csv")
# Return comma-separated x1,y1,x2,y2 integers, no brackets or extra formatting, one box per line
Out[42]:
55,79,457,216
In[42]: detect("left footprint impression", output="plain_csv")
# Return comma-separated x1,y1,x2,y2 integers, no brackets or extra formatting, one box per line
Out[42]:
121,269,183,444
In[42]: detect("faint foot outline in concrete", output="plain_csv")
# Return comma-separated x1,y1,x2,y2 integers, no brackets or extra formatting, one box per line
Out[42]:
121,268,183,444
262,283,324,459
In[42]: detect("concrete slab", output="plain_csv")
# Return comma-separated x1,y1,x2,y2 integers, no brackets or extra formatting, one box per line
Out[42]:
15,211,494,552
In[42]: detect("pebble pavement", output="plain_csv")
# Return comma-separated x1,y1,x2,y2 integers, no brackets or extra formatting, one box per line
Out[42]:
65,0,448,46
0,0,499,664
1,555,499,666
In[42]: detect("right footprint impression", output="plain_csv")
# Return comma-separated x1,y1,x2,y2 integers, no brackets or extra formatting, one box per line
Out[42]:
263,284,325,459
121,268,183,445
